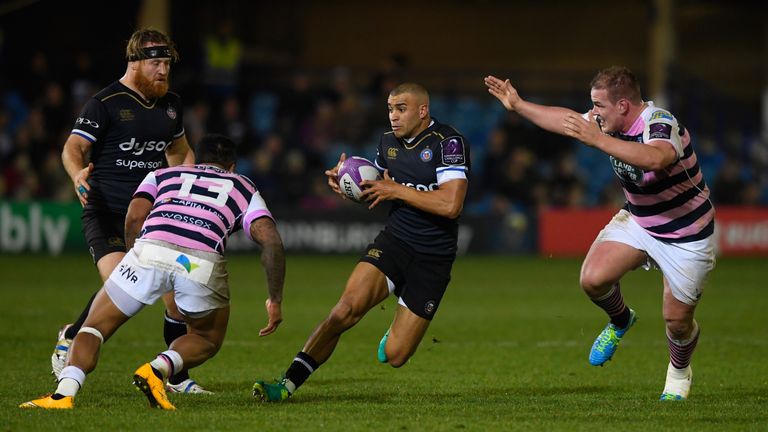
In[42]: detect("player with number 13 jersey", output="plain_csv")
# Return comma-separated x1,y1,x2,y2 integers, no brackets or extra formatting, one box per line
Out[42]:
133,163,271,254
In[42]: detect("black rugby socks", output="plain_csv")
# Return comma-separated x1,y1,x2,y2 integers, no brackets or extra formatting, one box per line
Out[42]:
284,351,320,393
64,292,98,339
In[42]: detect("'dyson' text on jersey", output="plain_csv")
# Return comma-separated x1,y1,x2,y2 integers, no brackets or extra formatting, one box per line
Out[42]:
71,81,185,214
374,119,471,255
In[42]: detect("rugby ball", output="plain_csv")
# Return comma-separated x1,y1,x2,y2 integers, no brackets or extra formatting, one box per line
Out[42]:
337,156,382,203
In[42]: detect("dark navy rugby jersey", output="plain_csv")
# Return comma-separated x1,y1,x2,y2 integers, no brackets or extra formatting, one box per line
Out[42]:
373,119,470,255
71,81,185,214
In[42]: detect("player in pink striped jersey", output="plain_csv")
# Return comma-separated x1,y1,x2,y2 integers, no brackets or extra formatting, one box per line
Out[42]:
485,66,715,400
21,134,285,410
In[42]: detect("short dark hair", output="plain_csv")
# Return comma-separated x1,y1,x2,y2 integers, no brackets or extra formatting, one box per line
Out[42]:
389,82,429,103
590,66,642,104
195,134,236,167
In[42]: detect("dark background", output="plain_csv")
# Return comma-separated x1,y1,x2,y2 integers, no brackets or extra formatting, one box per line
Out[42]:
1,0,765,216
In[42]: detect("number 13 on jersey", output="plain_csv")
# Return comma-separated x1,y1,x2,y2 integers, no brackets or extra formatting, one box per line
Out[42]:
178,173,233,207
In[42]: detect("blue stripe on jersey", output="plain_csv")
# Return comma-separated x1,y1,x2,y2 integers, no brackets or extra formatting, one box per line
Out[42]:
231,214,244,234
681,142,693,159
651,218,715,243
436,166,468,172
623,163,702,195
153,197,228,225
627,179,707,217
72,129,97,142
146,211,226,238
644,199,713,235
142,223,222,252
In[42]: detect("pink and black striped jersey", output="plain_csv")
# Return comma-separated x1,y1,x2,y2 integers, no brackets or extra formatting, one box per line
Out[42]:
608,102,714,243
132,164,273,253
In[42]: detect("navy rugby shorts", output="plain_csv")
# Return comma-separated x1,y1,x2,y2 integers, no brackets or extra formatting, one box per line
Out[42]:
359,230,455,320
81,208,127,263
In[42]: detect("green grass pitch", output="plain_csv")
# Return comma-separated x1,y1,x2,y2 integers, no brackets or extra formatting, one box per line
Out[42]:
1,254,766,431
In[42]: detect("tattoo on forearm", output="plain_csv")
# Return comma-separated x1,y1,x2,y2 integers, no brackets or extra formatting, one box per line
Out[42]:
251,220,286,302
261,244,285,302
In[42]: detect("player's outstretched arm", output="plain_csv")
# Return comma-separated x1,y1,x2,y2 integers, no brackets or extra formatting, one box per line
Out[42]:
166,135,194,166
249,217,285,336
61,134,94,206
124,197,153,249
484,75,522,111
325,153,347,198
484,75,580,136
564,112,678,170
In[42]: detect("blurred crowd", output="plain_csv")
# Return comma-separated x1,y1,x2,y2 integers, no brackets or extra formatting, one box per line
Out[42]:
1,26,767,214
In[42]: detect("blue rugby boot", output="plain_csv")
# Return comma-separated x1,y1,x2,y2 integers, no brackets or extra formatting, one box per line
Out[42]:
377,329,390,363
589,309,637,366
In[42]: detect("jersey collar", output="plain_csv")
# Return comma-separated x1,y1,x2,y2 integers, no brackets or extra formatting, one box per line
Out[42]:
403,119,436,144
195,164,229,173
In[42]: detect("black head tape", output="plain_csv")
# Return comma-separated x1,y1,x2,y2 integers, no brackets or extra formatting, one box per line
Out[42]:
128,45,173,62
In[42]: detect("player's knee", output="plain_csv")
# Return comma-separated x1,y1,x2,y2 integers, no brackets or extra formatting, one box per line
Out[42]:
327,301,362,329
188,334,221,360
387,355,409,368
385,349,411,368
665,319,693,340
205,339,222,358
382,338,414,368
579,274,604,296
187,327,225,359
579,269,613,296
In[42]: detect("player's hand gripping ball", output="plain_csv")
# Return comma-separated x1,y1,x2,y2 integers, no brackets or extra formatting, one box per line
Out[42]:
337,156,382,203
